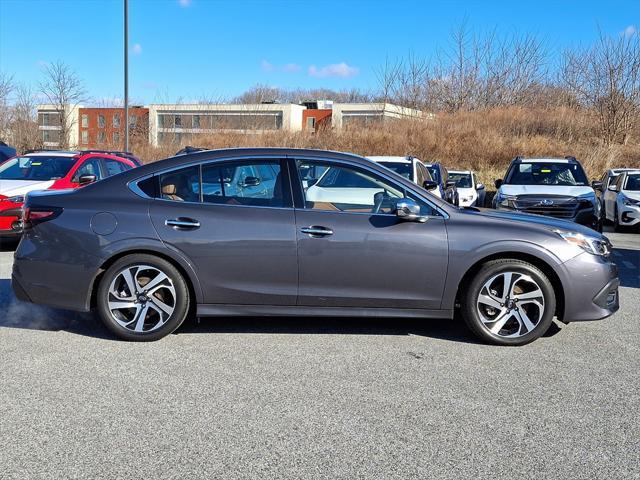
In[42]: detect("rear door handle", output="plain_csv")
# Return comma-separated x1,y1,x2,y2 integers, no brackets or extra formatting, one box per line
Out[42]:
165,218,201,230
301,226,334,237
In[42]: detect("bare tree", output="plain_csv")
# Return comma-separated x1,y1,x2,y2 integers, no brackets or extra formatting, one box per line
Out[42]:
11,84,41,152
0,72,15,140
38,61,87,149
562,31,640,145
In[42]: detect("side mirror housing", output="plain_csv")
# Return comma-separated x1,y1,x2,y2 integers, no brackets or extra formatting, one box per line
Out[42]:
445,180,456,189
494,179,503,189
395,198,427,223
422,180,438,191
476,183,485,191
239,176,261,188
591,180,603,191
78,174,97,186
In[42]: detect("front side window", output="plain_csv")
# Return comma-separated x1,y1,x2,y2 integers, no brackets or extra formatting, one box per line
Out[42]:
624,174,640,191
74,159,103,181
299,160,435,215
426,165,440,183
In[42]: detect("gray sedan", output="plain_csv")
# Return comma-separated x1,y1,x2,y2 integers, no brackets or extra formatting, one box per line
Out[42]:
12,148,619,345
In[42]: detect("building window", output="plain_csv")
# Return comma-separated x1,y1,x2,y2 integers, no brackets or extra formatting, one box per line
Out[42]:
97,131,106,144
81,114,88,128
113,131,120,144
306,117,316,130
98,114,105,129
129,115,137,129
113,113,121,128
193,115,200,129
174,115,182,128
81,130,88,144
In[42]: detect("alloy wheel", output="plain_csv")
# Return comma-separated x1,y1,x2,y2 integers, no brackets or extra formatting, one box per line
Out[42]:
476,271,545,338
107,264,177,333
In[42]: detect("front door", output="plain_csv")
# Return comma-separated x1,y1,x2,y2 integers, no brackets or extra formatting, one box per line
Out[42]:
293,159,449,310
149,159,298,305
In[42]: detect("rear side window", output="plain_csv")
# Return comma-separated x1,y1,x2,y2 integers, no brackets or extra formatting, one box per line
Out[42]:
158,166,200,203
104,159,131,177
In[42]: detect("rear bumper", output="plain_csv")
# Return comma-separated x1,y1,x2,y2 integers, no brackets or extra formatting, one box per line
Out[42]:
560,253,619,322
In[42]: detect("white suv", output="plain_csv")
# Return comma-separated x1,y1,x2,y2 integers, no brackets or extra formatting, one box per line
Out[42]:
602,170,640,231
367,156,440,196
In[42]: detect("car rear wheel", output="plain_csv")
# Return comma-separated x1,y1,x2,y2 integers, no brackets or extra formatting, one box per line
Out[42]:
461,259,556,346
97,254,190,341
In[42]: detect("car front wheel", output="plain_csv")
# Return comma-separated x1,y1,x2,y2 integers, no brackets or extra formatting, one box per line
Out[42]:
461,259,556,346
97,254,190,341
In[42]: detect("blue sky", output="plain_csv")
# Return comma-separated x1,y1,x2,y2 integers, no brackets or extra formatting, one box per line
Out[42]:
0,0,637,104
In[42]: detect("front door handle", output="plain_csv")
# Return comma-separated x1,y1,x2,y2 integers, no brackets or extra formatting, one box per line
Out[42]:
301,226,334,237
165,218,201,230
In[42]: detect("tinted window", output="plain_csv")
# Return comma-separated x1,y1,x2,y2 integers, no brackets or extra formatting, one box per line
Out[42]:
0,156,76,181
426,165,440,183
158,166,200,203
625,174,640,191
299,160,435,216
104,159,131,177
201,160,284,207
505,162,588,186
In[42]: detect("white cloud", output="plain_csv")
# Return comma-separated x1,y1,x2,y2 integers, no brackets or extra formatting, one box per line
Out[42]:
308,62,359,78
621,25,637,37
261,60,275,72
282,63,301,73
132,43,142,55
179,0,192,6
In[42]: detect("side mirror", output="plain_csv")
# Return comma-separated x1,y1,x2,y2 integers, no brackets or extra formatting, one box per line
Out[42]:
607,184,618,192
395,198,427,223
422,180,438,191
494,179,503,189
476,183,485,191
239,176,261,188
78,174,97,185
591,180,603,191
445,180,456,189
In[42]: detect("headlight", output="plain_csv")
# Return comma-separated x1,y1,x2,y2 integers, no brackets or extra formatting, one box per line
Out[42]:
622,195,640,206
553,229,610,256
2,195,24,203
495,193,517,208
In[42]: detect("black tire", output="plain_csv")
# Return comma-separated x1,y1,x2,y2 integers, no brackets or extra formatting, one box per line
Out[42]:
461,259,556,346
613,205,623,232
97,254,190,341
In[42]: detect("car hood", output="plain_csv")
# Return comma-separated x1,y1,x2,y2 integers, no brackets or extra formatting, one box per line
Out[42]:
0,179,54,197
500,184,594,197
622,190,640,201
461,207,602,238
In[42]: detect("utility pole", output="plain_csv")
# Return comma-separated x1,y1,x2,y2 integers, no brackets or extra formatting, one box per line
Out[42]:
124,0,129,151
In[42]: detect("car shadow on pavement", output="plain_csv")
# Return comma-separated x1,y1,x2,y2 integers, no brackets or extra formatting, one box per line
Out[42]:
612,248,640,288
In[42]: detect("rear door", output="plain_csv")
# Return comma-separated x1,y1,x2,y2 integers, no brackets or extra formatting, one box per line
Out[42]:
149,157,298,305
292,157,449,310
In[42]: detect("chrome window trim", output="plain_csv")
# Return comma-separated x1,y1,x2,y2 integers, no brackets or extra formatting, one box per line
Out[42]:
290,155,450,219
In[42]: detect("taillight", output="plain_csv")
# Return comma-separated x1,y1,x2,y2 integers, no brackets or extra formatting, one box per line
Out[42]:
22,206,62,228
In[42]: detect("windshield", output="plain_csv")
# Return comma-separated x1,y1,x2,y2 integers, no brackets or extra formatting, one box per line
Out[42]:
426,166,440,182
378,162,412,179
449,172,472,188
0,156,76,181
505,162,588,186
624,174,640,191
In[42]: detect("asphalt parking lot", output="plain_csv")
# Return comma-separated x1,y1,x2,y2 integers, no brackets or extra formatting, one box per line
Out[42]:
0,230,638,479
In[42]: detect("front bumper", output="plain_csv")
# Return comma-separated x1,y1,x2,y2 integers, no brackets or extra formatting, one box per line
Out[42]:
496,205,599,229
560,252,619,322
619,205,640,226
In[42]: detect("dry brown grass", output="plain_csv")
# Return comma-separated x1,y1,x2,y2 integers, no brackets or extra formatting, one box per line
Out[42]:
134,107,640,189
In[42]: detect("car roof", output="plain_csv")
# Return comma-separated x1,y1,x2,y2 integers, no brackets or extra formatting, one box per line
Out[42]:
449,170,472,174
610,168,638,174
23,151,78,158
367,156,415,164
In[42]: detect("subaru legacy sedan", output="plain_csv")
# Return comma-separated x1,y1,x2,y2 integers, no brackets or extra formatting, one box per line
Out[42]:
12,148,619,345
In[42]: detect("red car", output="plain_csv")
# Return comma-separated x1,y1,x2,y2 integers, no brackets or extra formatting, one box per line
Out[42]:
0,150,136,238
